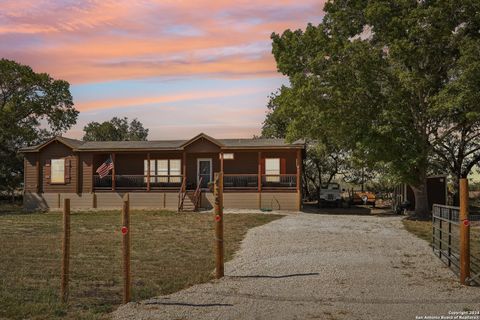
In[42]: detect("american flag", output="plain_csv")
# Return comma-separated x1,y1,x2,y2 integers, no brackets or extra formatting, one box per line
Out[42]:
96,155,114,179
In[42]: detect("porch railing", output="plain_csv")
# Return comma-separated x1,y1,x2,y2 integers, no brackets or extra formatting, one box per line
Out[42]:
222,174,297,190
94,175,182,190
94,174,298,190
261,174,297,189
223,174,258,189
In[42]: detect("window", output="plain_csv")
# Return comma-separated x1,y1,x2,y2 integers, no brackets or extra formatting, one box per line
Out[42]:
144,159,182,183
157,160,169,183
220,153,234,160
143,160,156,183
51,159,65,184
169,159,181,183
265,158,280,182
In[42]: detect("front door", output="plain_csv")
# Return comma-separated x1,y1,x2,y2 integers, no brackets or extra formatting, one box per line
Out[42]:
197,158,212,188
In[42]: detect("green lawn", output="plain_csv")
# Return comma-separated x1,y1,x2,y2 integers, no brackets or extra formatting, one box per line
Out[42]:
0,206,282,319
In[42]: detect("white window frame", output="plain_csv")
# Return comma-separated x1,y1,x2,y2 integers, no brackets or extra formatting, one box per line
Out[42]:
265,158,280,182
220,153,234,160
51,158,65,184
169,159,181,183
144,159,182,183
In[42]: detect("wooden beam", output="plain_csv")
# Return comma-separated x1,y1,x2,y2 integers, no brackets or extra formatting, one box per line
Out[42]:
90,154,94,193
220,152,224,173
75,153,80,194
258,151,262,192
296,149,302,211
258,151,262,209
122,194,131,303
214,172,224,279
112,153,116,191
182,151,187,187
36,155,41,193
147,153,151,192
459,178,470,285
61,198,71,303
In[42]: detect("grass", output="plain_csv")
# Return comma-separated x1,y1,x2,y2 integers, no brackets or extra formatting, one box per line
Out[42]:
402,218,480,273
0,206,282,320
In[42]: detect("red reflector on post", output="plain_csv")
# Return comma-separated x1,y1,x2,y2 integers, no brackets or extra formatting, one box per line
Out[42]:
215,215,221,222
121,226,128,235
463,220,470,227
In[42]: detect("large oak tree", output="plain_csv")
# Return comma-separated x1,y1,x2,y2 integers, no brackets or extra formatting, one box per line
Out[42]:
0,59,78,198
266,1,480,217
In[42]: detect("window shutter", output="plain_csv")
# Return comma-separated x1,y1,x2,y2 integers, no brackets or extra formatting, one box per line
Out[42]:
281,158,287,174
65,159,71,183
45,160,51,184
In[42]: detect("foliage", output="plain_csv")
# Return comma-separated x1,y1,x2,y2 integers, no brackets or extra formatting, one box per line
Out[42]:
0,59,78,195
83,117,148,141
266,1,480,216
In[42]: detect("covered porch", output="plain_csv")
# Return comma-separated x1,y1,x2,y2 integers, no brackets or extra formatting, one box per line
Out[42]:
91,150,301,192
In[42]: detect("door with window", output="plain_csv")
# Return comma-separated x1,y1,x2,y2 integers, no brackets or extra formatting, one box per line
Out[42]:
197,158,212,188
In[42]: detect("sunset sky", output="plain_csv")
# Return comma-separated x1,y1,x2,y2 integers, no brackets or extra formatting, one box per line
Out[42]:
1,0,323,139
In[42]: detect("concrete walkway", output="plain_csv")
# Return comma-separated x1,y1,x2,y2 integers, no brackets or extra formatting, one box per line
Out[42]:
112,214,479,320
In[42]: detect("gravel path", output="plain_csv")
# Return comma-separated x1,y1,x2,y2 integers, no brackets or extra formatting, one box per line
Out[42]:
112,214,479,320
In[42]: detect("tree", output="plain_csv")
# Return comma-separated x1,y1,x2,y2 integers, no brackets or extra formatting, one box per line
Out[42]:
0,59,78,199
262,93,347,205
431,38,480,205
268,1,480,217
83,117,148,141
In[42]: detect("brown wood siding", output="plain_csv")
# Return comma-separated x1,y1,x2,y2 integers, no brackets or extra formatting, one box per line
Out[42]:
223,152,257,174
262,151,297,174
40,142,77,193
81,153,93,193
184,137,221,153
24,154,38,192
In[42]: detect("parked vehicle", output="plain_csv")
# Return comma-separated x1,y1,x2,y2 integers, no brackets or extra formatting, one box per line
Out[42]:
319,183,342,207
352,191,376,207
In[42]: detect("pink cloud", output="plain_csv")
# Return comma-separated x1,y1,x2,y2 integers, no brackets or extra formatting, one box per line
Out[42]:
0,0,325,83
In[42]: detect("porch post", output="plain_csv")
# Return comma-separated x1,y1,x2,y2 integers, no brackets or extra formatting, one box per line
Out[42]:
296,149,302,211
147,153,151,192
258,151,262,209
112,153,116,191
36,155,41,194
220,152,224,173
75,153,80,194
182,151,187,190
90,154,94,193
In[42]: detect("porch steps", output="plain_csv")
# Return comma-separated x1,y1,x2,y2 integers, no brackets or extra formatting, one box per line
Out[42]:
179,191,196,212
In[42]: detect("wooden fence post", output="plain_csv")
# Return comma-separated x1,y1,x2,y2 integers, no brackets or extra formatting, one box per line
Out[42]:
459,178,470,285
122,194,131,303
214,172,224,279
61,198,71,303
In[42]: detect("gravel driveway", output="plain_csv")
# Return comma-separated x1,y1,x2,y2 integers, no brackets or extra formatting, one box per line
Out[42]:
112,214,479,320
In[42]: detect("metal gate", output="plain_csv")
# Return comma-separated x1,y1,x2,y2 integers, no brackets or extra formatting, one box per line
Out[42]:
432,204,480,285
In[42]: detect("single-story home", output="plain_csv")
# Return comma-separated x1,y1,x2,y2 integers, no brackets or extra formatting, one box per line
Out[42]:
20,133,305,211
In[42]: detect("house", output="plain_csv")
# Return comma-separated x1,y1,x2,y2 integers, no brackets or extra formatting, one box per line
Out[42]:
20,133,305,211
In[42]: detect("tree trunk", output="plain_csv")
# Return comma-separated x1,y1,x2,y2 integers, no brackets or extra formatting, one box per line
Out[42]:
411,181,429,218
316,186,321,208
451,174,461,207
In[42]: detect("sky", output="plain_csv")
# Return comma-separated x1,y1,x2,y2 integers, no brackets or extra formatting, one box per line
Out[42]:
1,0,324,140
